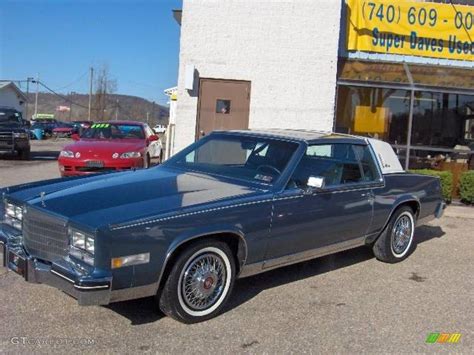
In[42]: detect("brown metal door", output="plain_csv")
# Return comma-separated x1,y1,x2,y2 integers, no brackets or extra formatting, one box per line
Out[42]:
196,79,251,139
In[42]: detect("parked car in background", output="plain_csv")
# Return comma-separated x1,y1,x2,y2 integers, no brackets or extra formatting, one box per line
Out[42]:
0,130,445,323
0,107,30,159
153,124,166,134
52,122,78,138
72,120,93,129
30,118,58,137
57,121,162,176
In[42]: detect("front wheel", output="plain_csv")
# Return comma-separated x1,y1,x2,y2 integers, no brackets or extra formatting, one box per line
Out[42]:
158,240,235,323
18,148,30,160
373,206,416,263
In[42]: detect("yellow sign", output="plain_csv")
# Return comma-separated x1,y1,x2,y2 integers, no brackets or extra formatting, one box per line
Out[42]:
347,0,474,61
353,105,388,134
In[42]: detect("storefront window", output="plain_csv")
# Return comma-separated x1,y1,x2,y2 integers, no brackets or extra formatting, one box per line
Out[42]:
336,60,474,201
409,93,474,169
335,86,410,165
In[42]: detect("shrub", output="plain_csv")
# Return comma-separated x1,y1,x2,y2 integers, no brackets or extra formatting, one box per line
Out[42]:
459,171,474,204
409,169,453,202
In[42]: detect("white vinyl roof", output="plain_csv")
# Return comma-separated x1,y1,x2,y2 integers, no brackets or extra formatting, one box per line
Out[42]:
367,138,405,174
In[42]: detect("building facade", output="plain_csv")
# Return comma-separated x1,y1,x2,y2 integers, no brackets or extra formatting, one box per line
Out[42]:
174,0,343,153
174,0,473,174
0,81,27,115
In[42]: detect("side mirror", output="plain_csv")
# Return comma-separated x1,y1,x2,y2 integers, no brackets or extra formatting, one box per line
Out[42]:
304,176,325,194
71,133,80,141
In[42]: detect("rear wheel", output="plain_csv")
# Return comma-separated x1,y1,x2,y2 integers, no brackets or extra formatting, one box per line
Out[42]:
373,206,415,263
158,240,235,323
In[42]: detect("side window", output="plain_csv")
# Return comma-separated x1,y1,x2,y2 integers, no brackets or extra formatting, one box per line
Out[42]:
289,143,365,188
352,145,381,182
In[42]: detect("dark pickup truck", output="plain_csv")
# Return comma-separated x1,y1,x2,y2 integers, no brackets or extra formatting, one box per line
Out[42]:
0,107,30,160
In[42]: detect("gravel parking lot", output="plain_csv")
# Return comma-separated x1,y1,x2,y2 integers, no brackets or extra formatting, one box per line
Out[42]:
0,141,473,353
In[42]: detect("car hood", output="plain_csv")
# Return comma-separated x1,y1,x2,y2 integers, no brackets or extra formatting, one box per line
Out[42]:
5,167,263,229
64,139,145,154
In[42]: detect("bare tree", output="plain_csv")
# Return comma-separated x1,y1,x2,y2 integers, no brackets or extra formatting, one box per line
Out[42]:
92,65,117,121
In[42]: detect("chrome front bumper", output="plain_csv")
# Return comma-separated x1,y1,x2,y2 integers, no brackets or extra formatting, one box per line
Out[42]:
0,224,112,306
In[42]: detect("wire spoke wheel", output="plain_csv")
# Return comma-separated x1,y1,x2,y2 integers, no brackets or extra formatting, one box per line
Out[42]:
391,214,413,256
180,252,227,311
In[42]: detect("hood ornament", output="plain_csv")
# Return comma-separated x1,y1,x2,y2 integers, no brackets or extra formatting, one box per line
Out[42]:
40,191,46,207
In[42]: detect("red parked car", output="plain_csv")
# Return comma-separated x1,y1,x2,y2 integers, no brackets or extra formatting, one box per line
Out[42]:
58,121,162,176
52,122,78,138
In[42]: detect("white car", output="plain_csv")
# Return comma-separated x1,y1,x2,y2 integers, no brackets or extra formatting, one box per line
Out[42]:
153,124,166,134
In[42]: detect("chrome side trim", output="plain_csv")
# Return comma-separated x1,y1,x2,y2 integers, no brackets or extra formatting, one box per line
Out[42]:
110,283,158,303
238,236,367,279
50,269,74,284
74,284,109,290
51,269,109,290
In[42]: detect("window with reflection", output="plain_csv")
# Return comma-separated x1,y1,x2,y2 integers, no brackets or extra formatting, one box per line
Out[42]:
336,86,409,145
409,93,474,169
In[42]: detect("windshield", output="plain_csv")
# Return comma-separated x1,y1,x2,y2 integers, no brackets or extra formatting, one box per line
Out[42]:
165,134,299,185
81,123,145,140
0,109,22,124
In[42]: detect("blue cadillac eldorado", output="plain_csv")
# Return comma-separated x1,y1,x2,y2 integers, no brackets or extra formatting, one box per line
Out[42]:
0,130,445,323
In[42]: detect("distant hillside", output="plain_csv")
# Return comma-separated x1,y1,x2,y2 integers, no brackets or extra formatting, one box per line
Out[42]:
25,92,169,125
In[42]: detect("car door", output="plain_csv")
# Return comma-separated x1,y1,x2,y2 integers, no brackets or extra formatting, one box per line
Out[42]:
264,143,380,268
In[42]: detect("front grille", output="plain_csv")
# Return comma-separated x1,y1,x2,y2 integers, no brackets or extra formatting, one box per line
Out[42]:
0,132,13,146
23,206,69,262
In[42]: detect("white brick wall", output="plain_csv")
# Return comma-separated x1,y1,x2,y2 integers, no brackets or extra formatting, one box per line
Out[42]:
174,0,342,154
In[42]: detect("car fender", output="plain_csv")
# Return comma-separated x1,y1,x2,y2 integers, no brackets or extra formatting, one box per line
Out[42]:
165,224,247,264
368,194,420,244
153,224,248,292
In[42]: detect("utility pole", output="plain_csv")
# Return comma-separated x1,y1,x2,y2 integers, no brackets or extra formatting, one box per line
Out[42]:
34,74,39,119
88,67,93,121
25,77,34,120
115,99,119,120
151,101,155,125
146,112,149,124
69,92,72,121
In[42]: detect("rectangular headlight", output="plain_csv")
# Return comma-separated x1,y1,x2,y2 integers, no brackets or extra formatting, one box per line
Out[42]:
72,230,86,249
4,201,23,230
5,203,16,217
85,237,94,254
69,228,95,265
